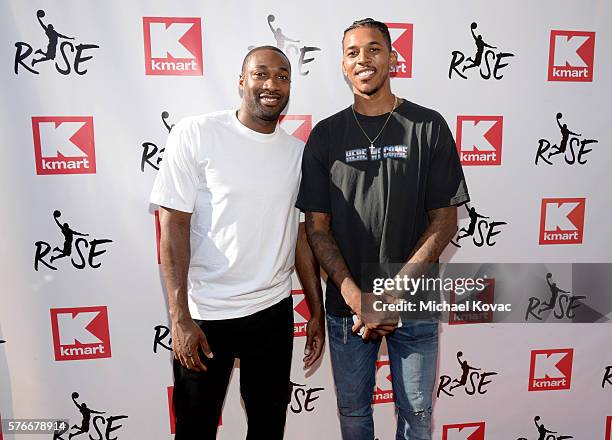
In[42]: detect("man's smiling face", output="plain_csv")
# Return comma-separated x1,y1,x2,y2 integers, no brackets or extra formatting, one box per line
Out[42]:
342,26,397,96
240,49,291,122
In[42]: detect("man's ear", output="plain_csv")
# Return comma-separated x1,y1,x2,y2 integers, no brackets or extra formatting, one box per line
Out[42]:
341,60,347,77
239,73,244,91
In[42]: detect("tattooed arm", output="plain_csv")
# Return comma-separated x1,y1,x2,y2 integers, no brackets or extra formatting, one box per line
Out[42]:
406,206,458,264
304,211,362,315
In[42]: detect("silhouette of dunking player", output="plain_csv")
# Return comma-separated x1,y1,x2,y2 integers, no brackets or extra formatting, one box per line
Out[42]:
161,111,175,133
534,416,557,440
463,22,496,71
549,113,581,157
539,273,569,312
49,210,89,263
267,14,299,51
456,206,489,240
449,351,481,391
31,10,75,67
69,392,105,439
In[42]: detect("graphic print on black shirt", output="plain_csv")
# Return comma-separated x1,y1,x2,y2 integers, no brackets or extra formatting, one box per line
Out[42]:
296,99,470,316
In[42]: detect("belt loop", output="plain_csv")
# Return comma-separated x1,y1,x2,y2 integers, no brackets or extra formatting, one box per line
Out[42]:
343,317,348,344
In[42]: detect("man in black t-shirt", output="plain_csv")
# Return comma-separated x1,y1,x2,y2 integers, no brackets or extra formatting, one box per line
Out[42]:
296,19,469,440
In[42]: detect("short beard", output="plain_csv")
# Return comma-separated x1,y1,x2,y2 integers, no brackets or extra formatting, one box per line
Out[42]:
246,96,288,122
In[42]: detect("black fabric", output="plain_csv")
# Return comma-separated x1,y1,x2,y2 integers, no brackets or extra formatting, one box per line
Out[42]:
296,99,470,317
173,297,294,439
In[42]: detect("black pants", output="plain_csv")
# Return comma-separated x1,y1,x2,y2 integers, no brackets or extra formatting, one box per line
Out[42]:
173,296,294,440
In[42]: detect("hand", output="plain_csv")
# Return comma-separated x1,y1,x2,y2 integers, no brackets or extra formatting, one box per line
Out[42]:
171,318,213,372
303,316,325,369
343,285,362,317
352,292,399,340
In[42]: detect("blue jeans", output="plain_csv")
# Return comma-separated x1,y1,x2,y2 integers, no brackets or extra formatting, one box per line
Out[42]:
327,314,438,440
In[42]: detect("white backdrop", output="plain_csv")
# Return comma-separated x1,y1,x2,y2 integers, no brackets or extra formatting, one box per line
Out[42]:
1,1,611,439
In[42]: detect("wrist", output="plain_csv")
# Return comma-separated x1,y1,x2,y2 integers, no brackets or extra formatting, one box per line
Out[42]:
170,308,192,325
309,308,325,321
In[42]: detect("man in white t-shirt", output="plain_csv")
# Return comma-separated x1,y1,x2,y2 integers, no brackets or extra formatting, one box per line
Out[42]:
150,46,324,439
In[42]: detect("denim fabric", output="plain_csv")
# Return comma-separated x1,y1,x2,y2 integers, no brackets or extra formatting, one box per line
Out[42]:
327,314,438,440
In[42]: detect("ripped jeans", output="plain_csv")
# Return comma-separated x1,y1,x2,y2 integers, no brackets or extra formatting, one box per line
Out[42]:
326,314,438,440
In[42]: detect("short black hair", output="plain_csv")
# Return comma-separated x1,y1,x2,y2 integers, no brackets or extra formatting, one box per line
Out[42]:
241,45,291,74
343,18,392,51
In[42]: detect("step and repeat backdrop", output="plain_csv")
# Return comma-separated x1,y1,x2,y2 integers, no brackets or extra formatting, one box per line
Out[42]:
1,1,611,439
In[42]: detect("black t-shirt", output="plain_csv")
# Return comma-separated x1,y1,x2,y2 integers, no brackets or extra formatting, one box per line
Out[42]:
296,99,470,316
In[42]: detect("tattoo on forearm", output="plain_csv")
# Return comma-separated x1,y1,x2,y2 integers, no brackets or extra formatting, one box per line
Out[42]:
305,212,352,289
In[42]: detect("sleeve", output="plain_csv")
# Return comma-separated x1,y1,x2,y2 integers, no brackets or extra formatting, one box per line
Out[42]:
424,114,470,211
295,123,331,213
149,119,200,213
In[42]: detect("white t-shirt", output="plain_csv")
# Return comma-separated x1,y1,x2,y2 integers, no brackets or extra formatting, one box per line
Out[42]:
150,110,304,320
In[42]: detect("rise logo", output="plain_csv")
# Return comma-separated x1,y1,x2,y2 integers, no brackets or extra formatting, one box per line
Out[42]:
385,23,413,78
548,30,595,82
50,306,111,361
456,116,503,166
14,9,99,75
372,360,394,404
535,113,598,166
279,115,312,142
449,22,514,80
539,198,586,245
292,289,311,337
442,422,486,440
528,348,573,391
53,392,127,440
141,111,175,173
263,15,320,76
437,351,498,397
34,210,113,271
32,116,96,175
143,17,203,76
452,205,506,248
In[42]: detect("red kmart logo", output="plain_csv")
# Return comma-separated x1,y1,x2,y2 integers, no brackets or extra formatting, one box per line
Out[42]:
279,115,312,142
442,422,486,440
292,289,311,337
456,116,503,166
32,116,96,175
548,30,595,82
143,17,203,76
386,23,413,78
449,278,495,325
539,198,586,245
528,348,573,391
372,359,393,404
50,306,111,361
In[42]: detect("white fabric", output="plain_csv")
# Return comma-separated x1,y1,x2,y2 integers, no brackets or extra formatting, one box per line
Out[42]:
150,110,304,319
